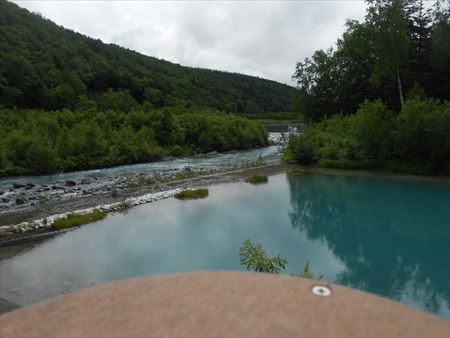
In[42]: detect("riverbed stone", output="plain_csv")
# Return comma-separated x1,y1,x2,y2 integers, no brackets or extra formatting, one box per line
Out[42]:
0,190,4,195
65,180,76,186
25,183,35,189
15,198,25,205
13,183,26,189
81,179,91,185
2,198,9,203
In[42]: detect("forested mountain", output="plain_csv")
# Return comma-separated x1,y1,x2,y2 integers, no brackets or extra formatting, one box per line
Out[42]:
0,0,294,113
0,0,289,176
292,0,450,121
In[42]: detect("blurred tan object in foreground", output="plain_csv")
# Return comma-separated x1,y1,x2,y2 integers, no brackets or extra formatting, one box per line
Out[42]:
1,271,448,337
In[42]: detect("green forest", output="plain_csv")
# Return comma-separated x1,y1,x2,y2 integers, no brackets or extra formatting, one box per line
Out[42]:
285,0,450,175
0,0,290,176
0,107,268,175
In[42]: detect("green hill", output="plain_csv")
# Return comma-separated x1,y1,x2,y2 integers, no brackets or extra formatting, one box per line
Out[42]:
0,0,294,113
0,0,296,176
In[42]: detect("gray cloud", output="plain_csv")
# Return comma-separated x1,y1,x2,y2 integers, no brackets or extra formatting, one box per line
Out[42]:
12,0,366,84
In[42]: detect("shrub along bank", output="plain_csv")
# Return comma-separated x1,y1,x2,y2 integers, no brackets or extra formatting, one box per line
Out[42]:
284,97,450,176
0,106,268,176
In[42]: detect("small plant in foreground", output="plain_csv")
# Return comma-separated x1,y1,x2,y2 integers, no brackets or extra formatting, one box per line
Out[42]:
291,261,323,280
52,209,107,230
239,239,287,274
239,239,323,279
245,174,268,185
175,188,209,200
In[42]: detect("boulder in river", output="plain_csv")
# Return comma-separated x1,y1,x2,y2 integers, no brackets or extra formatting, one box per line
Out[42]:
25,183,35,189
2,198,9,203
13,183,26,189
0,190,4,195
15,198,25,205
81,179,91,185
65,180,77,186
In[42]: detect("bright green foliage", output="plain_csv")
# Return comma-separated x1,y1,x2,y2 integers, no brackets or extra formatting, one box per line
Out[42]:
291,261,323,280
245,174,269,185
239,239,288,274
0,0,293,114
239,240,323,280
0,107,268,176
283,133,314,164
175,188,209,200
284,98,450,175
52,209,107,230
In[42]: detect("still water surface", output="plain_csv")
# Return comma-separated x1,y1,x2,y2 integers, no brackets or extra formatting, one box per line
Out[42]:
1,172,449,318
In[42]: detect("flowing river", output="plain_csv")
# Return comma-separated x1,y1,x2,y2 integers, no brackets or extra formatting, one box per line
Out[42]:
0,134,284,190
1,171,449,319
0,134,284,217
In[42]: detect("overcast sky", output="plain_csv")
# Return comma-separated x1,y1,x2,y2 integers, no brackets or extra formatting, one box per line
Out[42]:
12,0,367,85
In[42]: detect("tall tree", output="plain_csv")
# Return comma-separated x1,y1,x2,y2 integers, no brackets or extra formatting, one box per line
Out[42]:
366,0,411,108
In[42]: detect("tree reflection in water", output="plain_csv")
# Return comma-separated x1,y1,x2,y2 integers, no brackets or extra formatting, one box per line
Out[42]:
287,172,450,317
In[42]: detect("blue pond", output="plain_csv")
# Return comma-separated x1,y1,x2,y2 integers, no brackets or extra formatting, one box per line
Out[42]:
1,171,449,319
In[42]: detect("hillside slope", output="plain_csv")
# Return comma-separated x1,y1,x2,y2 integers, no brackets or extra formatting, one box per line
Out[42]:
0,0,294,113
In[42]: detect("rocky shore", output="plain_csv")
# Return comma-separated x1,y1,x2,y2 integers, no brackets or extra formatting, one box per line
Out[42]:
0,164,285,243
0,167,209,217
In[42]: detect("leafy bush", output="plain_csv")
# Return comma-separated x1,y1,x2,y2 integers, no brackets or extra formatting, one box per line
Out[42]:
0,107,269,176
52,209,107,230
283,98,450,175
245,174,268,185
239,239,288,274
239,239,323,280
291,261,323,280
283,133,314,164
174,188,209,200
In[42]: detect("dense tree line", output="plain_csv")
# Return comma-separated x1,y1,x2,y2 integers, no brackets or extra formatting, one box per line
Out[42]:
284,96,450,175
286,0,450,175
0,107,268,175
293,0,450,121
0,0,294,114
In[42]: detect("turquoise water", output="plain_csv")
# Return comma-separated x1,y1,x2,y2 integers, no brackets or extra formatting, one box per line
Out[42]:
1,172,449,319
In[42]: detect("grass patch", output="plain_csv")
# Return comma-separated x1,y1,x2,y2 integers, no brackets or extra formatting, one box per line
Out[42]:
115,199,133,210
0,226,19,238
288,167,306,175
317,159,376,170
245,174,268,185
39,194,47,205
175,188,209,200
52,209,107,230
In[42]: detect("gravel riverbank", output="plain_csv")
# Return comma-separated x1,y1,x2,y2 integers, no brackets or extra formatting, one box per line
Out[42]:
0,165,285,244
